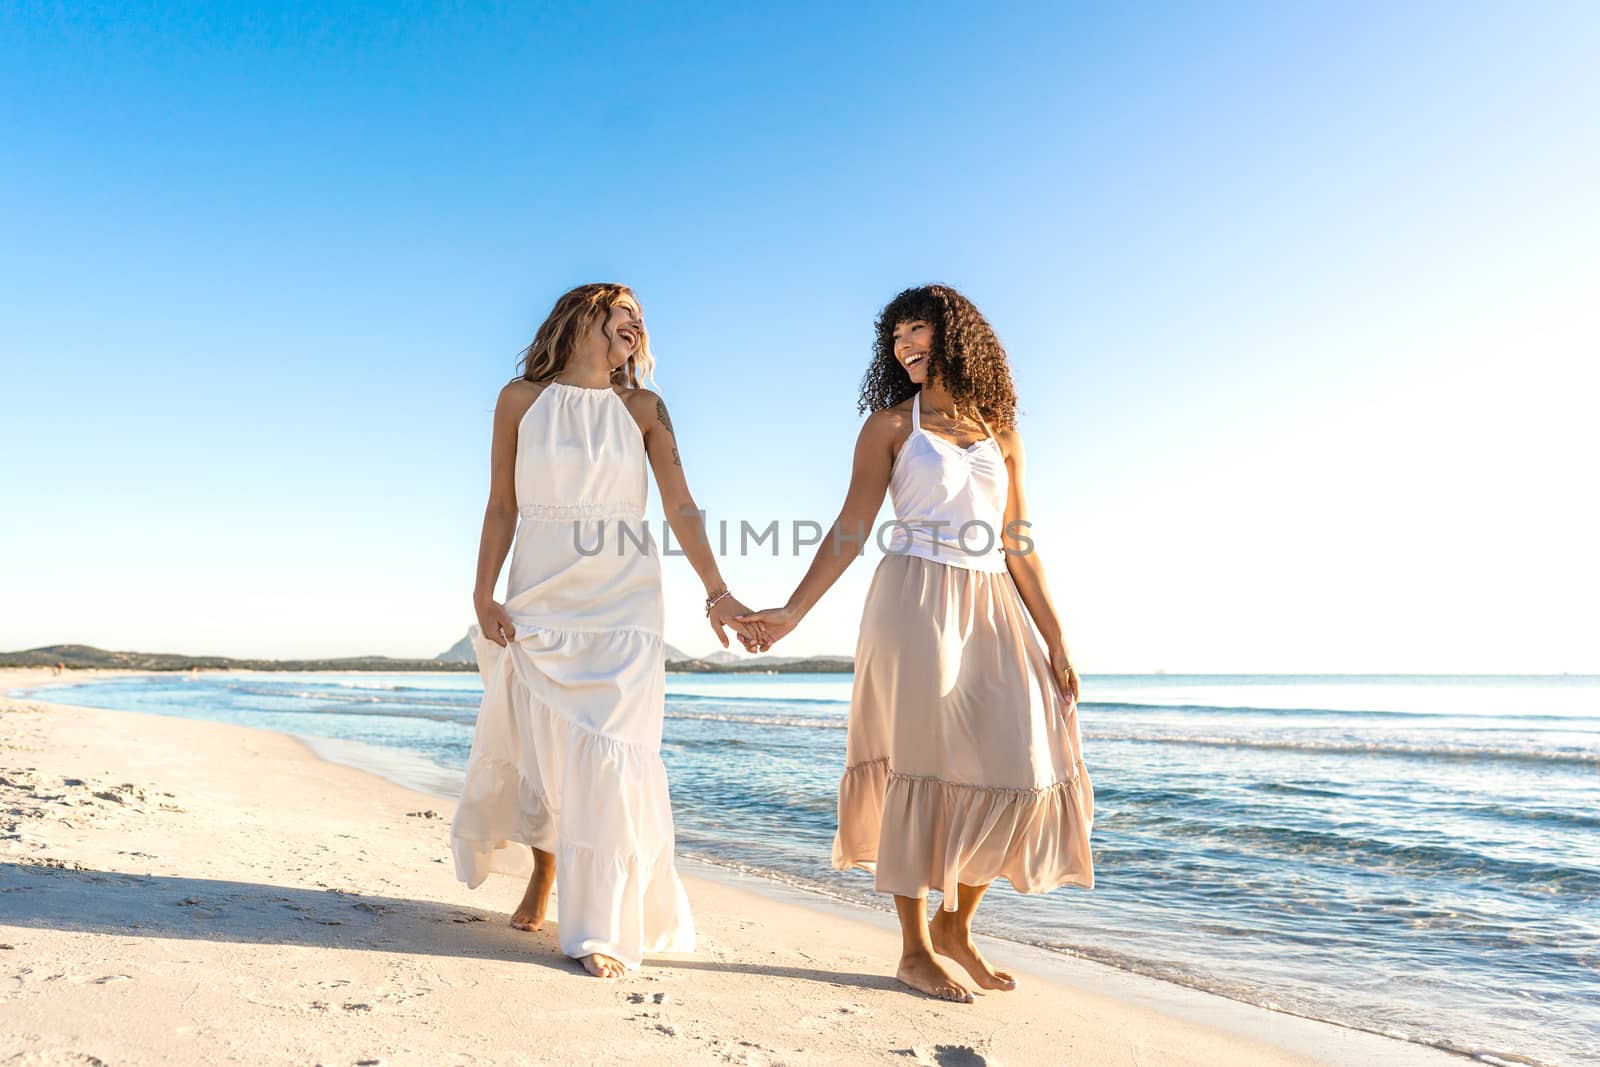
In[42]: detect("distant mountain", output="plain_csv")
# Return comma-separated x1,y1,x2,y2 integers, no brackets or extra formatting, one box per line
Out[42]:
667,654,854,674
0,644,476,673
749,653,849,668
665,647,855,674
437,632,476,663
678,649,851,669
439,630,852,672
0,640,852,676
436,632,692,664
433,631,842,672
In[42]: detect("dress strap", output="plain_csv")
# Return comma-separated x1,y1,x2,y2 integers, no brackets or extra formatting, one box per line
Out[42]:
973,408,997,444
919,387,997,445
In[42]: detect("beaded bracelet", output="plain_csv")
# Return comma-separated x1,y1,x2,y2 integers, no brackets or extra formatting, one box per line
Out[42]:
704,589,732,616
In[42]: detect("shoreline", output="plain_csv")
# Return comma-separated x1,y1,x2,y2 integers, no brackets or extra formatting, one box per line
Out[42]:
1,667,1476,1065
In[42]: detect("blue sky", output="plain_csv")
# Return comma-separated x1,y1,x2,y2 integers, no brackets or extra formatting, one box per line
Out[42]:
2,2,1596,671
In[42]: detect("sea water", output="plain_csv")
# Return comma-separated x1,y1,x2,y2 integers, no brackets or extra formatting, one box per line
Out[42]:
14,671,1598,1067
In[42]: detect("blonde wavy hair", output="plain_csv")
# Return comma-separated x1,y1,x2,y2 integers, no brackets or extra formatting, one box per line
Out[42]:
515,283,655,388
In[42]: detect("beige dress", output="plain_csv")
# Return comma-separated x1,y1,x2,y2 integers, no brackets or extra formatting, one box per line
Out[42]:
834,390,1095,907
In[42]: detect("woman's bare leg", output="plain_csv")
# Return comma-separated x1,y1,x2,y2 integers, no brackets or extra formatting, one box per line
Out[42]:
510,848,624,976
509,847,555,931
929,882,1016,990
893,894,973,1002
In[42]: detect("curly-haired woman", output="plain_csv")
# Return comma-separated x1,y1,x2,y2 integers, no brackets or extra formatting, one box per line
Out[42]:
451,283,762,979
739,284,1093,1002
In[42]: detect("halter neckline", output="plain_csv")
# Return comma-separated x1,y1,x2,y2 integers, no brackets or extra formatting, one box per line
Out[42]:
914,389,996,454
550,378,617,393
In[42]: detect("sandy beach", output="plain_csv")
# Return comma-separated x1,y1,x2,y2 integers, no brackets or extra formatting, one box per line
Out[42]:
0,668,1471,1066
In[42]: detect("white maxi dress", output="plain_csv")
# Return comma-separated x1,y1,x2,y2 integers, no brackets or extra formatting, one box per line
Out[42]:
450,380,695,968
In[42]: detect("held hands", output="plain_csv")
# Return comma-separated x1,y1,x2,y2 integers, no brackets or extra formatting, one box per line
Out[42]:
1049,643,1080,704
732,605,801,654
475,597,516,648
708,593,769,651
481,588,768,654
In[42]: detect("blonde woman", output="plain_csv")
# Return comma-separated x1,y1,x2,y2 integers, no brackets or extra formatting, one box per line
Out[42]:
452,283,761,978
740,285,1093,1002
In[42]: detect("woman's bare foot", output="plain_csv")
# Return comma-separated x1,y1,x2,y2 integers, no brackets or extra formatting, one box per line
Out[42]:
509,852,554,931
929,910,1016,991
580,953,625,979
895,948,974,1003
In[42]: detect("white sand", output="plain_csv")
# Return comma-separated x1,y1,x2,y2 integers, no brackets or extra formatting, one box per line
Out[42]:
0,668,1468,1065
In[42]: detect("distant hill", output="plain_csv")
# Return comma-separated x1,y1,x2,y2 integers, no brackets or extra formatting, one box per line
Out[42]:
666,654,854,674
433,630,849,673
2,640,851,676
437,632,690,663
436,633,475,663
666,646,854,674
0,644,476,673
675,648,853,672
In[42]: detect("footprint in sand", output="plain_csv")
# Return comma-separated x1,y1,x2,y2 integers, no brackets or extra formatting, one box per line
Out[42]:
798,1002,870,1031
897,1046,989,1067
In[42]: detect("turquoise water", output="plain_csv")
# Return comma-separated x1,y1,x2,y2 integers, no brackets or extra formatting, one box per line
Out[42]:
14,671,1599,1066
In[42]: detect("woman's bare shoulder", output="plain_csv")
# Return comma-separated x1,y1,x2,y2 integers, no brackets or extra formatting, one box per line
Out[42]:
617,384,663,411
495,378,547,421
866,398,915,433
617,386,670,434
861,401,915,459
993,423,1024,461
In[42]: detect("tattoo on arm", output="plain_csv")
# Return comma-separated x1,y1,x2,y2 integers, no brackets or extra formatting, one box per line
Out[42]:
656,398,681,464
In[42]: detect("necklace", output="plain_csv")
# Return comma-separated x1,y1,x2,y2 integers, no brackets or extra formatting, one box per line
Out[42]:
923,400,968,424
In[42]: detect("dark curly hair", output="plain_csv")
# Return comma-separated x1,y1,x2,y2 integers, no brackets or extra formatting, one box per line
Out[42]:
857,284,1018,429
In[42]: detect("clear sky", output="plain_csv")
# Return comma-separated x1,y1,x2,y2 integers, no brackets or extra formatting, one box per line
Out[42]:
2,2,1596,672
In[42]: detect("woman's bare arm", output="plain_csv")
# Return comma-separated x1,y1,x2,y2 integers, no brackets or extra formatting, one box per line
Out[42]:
625,389,757,648
473,381,542,645
998,427,1078,699
736,409,902,645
